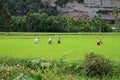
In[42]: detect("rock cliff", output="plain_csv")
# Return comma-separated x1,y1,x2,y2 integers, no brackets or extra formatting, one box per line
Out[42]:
42,0,120,19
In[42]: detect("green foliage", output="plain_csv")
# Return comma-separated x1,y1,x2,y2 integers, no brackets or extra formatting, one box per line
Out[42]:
0,55,120,79
26,13,48,32
1,0,114,32
4,0,59,16
83,52,113,77
26,13,68,32
118,18,120,32
92,15,112,32
112,61,120,77
0,66,33,80
0,56,24,66
11,16,27,32
65,16,112,32
46,15,68,32
0,0,11,32
42,5,59,16
111,7,120,31
26,13,41,32
0,6,112,32
24,59,53,71
33,72,43,80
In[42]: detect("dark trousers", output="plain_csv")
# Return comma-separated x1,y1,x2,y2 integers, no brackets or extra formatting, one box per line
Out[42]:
58,40,60,44
97,42,100,45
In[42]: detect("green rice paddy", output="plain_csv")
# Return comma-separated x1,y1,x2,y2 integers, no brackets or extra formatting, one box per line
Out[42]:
0,33,120,61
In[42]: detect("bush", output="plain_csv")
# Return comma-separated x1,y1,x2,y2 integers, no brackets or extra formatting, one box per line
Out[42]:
112,61,120,77
83,52,113,77
0,66,33,80
24,59,53,71
0,56,27,66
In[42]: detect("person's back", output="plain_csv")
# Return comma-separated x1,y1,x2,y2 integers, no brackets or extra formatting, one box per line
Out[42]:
97,39,102,45
58,36,61,44
35,38,39,44
48,37,52,44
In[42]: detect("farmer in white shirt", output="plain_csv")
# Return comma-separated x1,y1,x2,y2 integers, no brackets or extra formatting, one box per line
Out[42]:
34,37,39,44
48,37,52,44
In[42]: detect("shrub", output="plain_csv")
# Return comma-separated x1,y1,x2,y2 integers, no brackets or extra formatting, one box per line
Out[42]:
0,66,33,80
83,52,113,77
0,56,27,66
33,72,43,80
112,61,120,77
25,59,53,71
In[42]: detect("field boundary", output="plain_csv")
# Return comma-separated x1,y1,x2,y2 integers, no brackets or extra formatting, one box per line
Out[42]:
0,32,120,36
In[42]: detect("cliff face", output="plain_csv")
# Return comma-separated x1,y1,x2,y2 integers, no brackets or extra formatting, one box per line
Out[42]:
42,0,120,7
84,0,120,7
42,0,120,19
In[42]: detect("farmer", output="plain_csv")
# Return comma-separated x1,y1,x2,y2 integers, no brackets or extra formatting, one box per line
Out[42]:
58,36,61,44
34,37,39,44
48,37,52,44
97,39,102,45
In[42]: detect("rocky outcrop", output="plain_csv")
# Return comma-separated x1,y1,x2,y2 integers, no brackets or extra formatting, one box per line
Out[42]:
42,0,120,19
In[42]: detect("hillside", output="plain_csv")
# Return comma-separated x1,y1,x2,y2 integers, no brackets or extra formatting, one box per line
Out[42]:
4,0,120,20
43,0,120,19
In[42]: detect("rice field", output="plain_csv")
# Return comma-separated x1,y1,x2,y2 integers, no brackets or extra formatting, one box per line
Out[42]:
0,33,120,61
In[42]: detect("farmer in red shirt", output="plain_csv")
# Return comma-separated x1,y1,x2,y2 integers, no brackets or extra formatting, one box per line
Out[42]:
97,39,102,45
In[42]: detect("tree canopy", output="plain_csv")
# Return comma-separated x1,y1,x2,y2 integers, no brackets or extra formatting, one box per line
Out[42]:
3,0,59,16
0,0,11,31
0,0,118,32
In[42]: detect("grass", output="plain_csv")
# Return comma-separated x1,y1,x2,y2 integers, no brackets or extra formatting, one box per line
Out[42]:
0,33,120,61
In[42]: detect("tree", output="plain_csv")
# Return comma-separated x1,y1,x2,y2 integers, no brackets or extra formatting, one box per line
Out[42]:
42,6,59,16
11,16,27,32
39,13,48,31
4,0,59,16
111,7,119,31
0,0,11,31
26,13,48,32
46,15,67,32
92,15,112,32
26,13,40,32
118,18,120,32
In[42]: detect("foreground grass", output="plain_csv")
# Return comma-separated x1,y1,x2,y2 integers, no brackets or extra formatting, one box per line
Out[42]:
0,55,120,80
0,33,120,61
